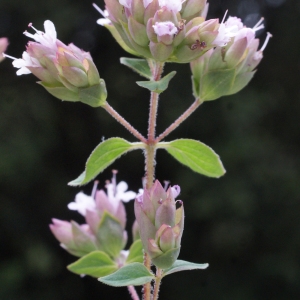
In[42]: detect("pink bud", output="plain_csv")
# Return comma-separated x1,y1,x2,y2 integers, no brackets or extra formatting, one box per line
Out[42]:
0,38,9,62
49,218,74,246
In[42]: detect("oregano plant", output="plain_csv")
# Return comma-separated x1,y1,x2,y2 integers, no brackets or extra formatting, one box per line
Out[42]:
2,0,271,299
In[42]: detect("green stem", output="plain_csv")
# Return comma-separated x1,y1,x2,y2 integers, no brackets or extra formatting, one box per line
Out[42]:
104,102,147,143
155,98,203,143
153,268,163,300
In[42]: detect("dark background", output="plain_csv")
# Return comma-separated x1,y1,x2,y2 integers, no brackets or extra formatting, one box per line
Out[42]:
1,0,299,299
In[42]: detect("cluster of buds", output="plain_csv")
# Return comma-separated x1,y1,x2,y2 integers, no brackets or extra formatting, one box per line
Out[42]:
134,180,184,269
50,172,136,260
0,37,9,62
95,0,237,63
5,21,106,107
190,16,272,101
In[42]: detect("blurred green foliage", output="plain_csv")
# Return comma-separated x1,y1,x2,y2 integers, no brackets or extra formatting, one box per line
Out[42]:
1,0,300,299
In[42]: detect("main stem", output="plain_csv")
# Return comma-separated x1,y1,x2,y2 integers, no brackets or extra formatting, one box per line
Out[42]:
143,60,164,300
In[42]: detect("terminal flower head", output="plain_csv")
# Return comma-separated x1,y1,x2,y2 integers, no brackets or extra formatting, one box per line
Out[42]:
96,0,224,63
7,20,107,107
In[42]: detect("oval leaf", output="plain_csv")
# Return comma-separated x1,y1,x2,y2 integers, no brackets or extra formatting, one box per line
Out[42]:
120,58,152,79
69,138,134,186
200,68,236,101
162,139,225,178
162,260,209,277
67,251,118,277
126,239,144,264
99,262,154,287
136,71,176,94
96,212,124,259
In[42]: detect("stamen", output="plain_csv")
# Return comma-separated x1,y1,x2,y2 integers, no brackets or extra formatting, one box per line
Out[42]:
163,180,170,191
2,53,17,60
260,32,272,52
221,9,228,24
93,3,107,18
253,17,264,30
27,23,41,34
91,180,99,199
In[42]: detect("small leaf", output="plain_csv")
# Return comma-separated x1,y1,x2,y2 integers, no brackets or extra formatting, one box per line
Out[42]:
67,251,118,277
162,260,209,277
99,262,154,287
136,71,176,94
126,239,144,264
161,139,225,178
200,68,236,101
120,57,152,79
96,212,124,259
69,138,134,186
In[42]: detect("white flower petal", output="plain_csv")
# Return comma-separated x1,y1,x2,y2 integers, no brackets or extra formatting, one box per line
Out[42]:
116,181,128,194
44,20,57,40
16,67,31,75
120,191,137,202
96,18,111,26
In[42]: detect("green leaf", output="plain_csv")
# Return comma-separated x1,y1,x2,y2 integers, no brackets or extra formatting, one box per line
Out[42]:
96,212,124,259
99,262,154,287
126,239,144,264
162,260,209,277
79,80,107,108
200,68,236,101
120,57,152,79
68,138,134,186
67,251,118,278
136,71,176,94
161,139,226,178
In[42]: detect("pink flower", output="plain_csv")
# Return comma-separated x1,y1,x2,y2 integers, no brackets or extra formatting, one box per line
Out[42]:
153,21,178,36
158,0,185,12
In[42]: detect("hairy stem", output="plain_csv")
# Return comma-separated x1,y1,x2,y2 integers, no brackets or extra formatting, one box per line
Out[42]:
155,98,203,143
143,60,164,300
104,102,147,143
153,268,163,300
145,61,164,189
128,285,140,300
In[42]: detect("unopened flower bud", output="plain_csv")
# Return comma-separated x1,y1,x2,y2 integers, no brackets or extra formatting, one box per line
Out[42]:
191,16,272,101
49,218,97,257
134,180,184,269
8,21,107,107
0,38,9,62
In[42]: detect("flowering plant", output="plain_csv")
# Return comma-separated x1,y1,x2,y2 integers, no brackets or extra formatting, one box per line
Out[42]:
3,0,271,299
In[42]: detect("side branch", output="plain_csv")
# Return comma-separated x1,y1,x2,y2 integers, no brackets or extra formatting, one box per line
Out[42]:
155,98,202,142
104,102,147,143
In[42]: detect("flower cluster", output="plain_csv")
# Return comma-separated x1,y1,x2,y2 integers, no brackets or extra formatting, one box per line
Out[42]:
190,16,272,101
50,173,136,260
134,180,184,269
6,21,107,107
95,0,234,63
